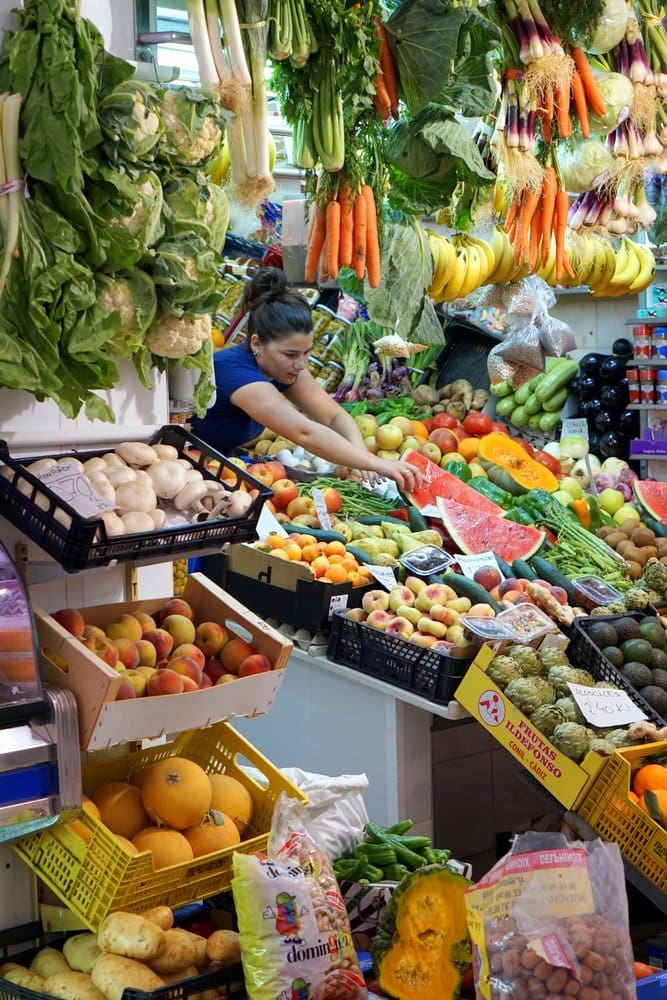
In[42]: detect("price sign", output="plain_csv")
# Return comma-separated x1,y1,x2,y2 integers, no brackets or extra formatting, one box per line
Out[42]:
256,505,288,539
34,460,116,517
567,682,647,727
328,593,349,618
560,418,589,441
456,551,500,580
311,488,333,531
368,565,398,590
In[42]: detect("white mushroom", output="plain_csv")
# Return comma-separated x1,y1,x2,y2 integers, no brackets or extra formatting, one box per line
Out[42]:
83,457,107,477
174,480,209,511
134,469,154,488
114,481,157,513
183,468,204,484
88,473,116,504
146,460,189,499
99,511,126,537
57,456,85,473
106,466,137,488
226,490,253,519
152,444,179,461
115,441,159,467
147,508,167,529
120,511,156,533
27,458,57,474
102,452,127,469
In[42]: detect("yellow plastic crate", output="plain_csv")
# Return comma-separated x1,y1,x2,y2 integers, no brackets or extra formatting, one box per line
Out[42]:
577,740,667,894
14,720,306,930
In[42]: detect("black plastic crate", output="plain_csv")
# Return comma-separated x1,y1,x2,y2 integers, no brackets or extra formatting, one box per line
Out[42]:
0,427,271,573
567,612,665,726
327,611,471,704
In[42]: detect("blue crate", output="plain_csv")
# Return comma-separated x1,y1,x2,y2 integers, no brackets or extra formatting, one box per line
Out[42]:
638,969,667,998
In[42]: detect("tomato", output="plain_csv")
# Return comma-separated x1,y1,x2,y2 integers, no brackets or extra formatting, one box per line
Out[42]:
421,417,433,433
515,438,536,459
432,413,458,430
534,450,561,476
489,422,508,434
463,412,493,436
451,427,471,442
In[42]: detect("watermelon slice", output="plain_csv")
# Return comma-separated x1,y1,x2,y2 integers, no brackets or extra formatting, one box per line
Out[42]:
404,450,503,515
634,480,667,524
437,497,546,563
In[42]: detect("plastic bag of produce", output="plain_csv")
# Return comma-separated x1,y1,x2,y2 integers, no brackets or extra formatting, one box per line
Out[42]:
232,791,368,1000
465,831,635,1000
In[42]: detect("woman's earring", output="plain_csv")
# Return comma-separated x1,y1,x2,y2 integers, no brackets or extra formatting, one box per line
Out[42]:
252,349,259,357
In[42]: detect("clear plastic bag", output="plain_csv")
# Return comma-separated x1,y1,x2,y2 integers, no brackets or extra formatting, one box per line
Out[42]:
465,832,636,1000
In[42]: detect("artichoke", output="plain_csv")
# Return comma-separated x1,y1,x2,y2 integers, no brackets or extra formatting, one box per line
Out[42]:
606,728,635,748
624,587,651,611
529,704,568,738
605,600,628,614
595,681,617,689
508,645,541,676
587,738,616,756
554,697,586,724
643,559,667,598
547,666,596,698
551,722,595,762
538,646,570,673
487,656,523,690
504,677,555,715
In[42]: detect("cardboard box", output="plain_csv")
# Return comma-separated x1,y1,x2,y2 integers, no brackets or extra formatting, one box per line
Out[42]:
35,573,292,751
210,544,371,632
454,646,606,810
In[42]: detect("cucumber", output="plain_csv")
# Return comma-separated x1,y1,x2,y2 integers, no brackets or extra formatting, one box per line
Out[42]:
495,556,515,580
356,515,411,528
345,545,375,565
535,359,579,402
513,381,533,406
440,573,503,612
495,395,516,418
282,524,347,542
510,405,528,428
528,413,543,430
511,558,537,581
407,505,429,532
542,387,569,412
530,556,577,603
524,394,544,416
539,410,561,432
643,516,667,538
490,379,514,398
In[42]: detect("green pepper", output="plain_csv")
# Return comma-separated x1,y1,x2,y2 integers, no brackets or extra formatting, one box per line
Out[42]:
585,495,603,532
468,477,513,509
443,460,472,482
504,507,535,526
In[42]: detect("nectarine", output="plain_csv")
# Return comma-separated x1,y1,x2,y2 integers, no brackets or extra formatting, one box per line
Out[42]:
147,669,184,696
238,654,272,678
53,608,85,638
220,638,255,675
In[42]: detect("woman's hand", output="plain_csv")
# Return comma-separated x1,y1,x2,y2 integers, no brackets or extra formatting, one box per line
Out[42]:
374,458,424,493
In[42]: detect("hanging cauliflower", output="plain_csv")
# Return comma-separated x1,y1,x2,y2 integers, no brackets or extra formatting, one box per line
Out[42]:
158,88,226,167
146,310,212,360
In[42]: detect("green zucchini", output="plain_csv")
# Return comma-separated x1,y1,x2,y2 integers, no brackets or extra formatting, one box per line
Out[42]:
495,396,516,418
440,573,503,612
345,545,375,565
539,410,562,432
356,514,411,528
528,413,543,430
490,379,514,398
511,558,537,581
530,556,577,603
535,359,579,402
510,405,528,428
282,524,347,542
542,387,569,412
513,381,533,406
495,556,515,580
407,505,429,532
643,516,667,538
524,394,544,416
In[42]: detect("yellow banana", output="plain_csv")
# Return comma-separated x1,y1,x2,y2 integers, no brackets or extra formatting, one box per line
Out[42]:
628,244,656,293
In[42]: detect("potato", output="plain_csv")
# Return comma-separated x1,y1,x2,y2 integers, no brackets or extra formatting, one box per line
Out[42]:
91,954,165,1000
148,930,199,975
160,966,199,984
139,906,173,931
184,933,208,970
63,935,103,975
205,930,241,967
44,971,106,1000
97,912,165,960
2,967,47,991
31,948,71,979
0,964,24,976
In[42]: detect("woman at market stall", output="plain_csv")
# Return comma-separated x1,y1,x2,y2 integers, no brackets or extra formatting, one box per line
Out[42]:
191,268,423,492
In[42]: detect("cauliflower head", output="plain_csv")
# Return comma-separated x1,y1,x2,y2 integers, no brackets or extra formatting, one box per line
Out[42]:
146,310,212,359
487,656,523,690
504,677,555,714
529,704,568,738
98,80,164,164
159,88,224,167
551,722,595,762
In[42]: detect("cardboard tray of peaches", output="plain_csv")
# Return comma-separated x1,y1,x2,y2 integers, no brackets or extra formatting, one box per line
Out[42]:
35,574,293,751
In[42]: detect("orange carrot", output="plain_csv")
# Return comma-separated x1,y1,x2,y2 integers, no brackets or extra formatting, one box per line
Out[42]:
554,188,570,282
514,188,540,264
338,183,353,267
554,82,571,138
570,69,589,138
540,166,558,266
563,252,576,281
571,46,607,117
504,195,520,234
326,200,341,279
541,87,553,143
353,191,368,281
530,203,543,271
376,19,399,120
374,74,391,121
362,185,380,288
319,225,330,285
304,203,326,283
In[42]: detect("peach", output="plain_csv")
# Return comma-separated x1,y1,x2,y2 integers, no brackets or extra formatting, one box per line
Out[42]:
220,637,256,675
147,669,184,696
386,616,414,638
415,583,449,613
107,614,143,642
180,675,200,693
405,576,427,596
171,643,206,669
447,597,472,614
396,605,421,626
446,624,466,643
115,637,141,670
432,639,454,654
199,672,213,689
135,639,158,668
409,632,438,648
53,608,85,638
417,617,447,638
194,621,229,657
203,656,229,685
82,623,106,643
361,590,390,613
158,598,193,623
344,608,367,623
467,603,496,618
429,604,459,626
142,628,174,661
168,655,203,685
215,674,237,685
115,680,137,701
366,610,393,631
238,653,272,678
123,669,149,697
134,611,157,633
388,586,416,612
162,614,196,647
136,666,157,683
83,634,120,668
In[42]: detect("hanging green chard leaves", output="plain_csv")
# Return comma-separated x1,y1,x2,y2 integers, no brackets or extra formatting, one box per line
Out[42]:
446,7,501,118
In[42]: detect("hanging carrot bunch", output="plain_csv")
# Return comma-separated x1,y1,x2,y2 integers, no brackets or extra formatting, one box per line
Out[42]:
373,19,399,122
304,180,381,288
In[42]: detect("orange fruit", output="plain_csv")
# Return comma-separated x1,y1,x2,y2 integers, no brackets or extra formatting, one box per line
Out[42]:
311,556,330,578
628,790,640,805
411,420,429,441
324,541,346,557
266,534,287,550
325,564,347,584
639,788,667,823
300,544,319,563
327,554,345,565
340,556,359,572
458,439,479,462
632,763,667,798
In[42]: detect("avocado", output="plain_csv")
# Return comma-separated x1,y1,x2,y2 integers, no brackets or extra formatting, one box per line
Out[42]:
651,668,667,692
649,648,667,672
614,617,642,643
602,646,624,669
639,685,667,717
620,638,654,665
640,619,667,649
622,662,654,690
587,622,619,649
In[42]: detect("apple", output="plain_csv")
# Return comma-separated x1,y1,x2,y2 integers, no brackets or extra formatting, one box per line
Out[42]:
171,643,206,669
147,669,184,696
363,436,378,455
362,590,390,613
289,513,320,528
286,496,315,520
355,414,379,439
115,680,137,701
553,490,574,508
203,656,229,685
194,621,229,657
614,503,640,526
83,634,120,669
238,653,272,677
114,637,141,670
559,476,584,500
376,450,400,461
386,616,414,638
417,616,447,638
598,488,625,516
199,672,213,689
162,614,196,647
168,655,203,686
389,586,416,612
420,442,442,465
405,576,427,596
247,463,274,487
53,608,85,638
134,611,157,633
395,605,422,626
366,610,393,631
180,675,200,693
388,416,415,437
158,598,194,623
375,424,404,451
415,583,449,613
123,669,149,697
106,614,143,642
401,436,421,453
142,628,174,661
135,639,158,668
409,632,438,648
220,637,256,674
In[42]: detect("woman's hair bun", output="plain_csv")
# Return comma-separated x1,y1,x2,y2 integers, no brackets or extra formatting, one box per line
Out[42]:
243,267,288,311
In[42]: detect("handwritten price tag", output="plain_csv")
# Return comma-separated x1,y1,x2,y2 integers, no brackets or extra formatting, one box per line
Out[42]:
34,460,116,517
457,551,500,580
568,682,647,727
561,418,589,442
311,488,333,531
256,505,288,539
368,565,398,590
